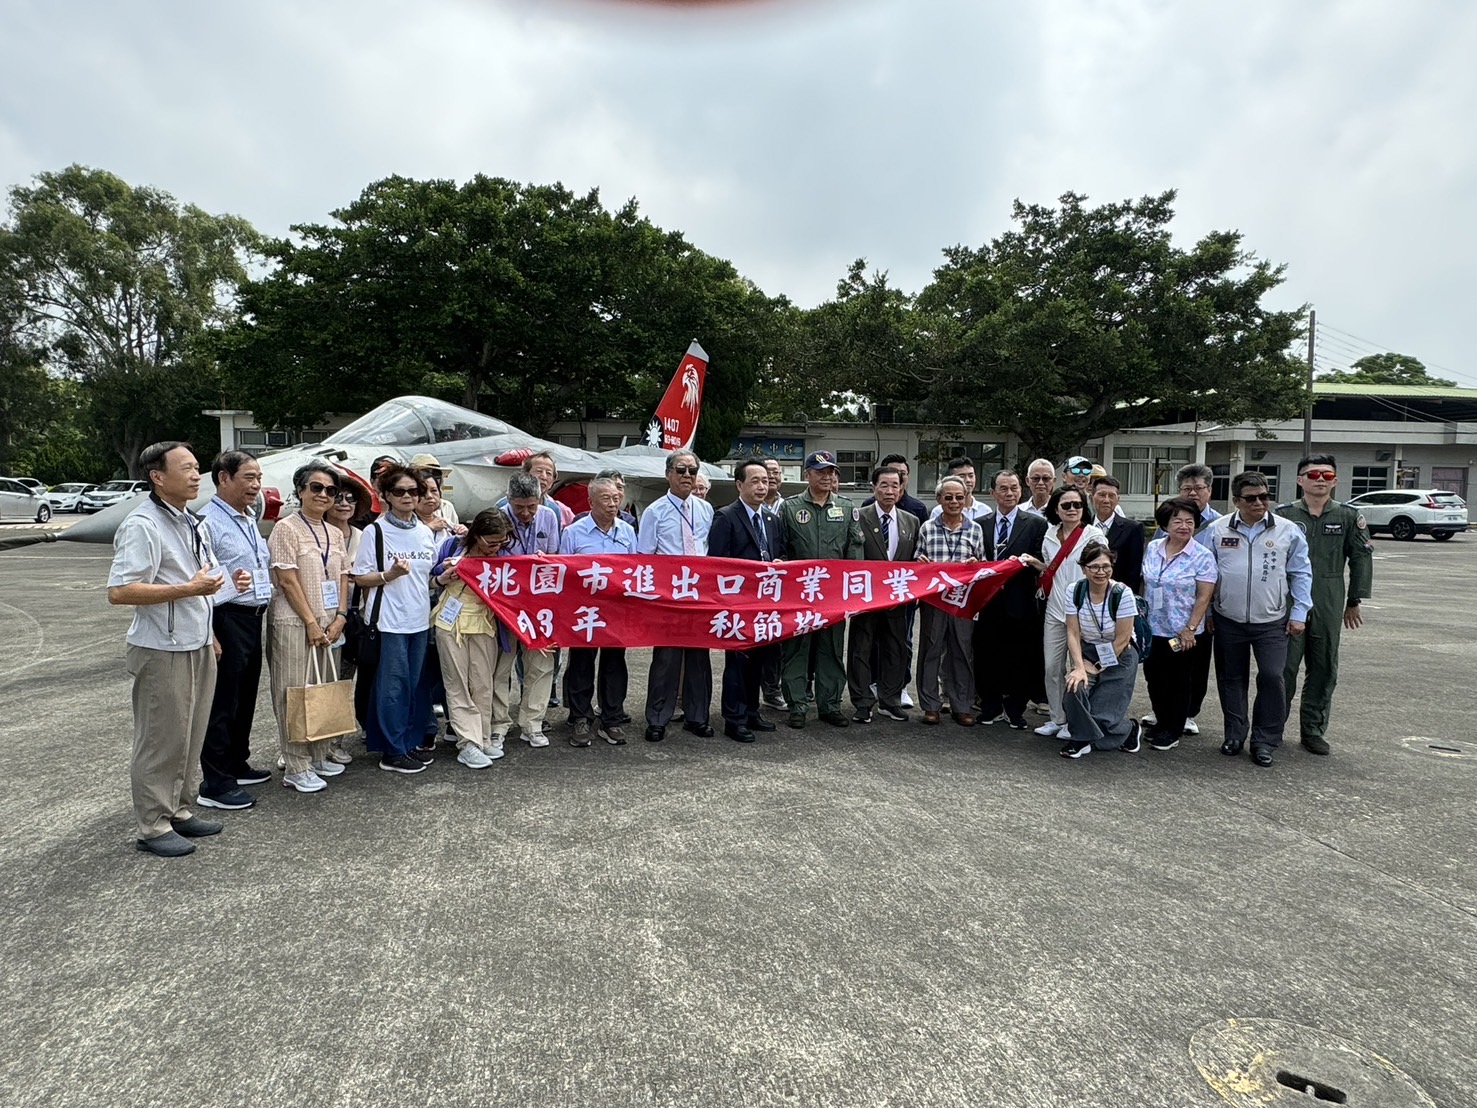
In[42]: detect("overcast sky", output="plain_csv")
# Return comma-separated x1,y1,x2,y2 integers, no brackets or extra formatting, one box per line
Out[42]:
3,0,1473,382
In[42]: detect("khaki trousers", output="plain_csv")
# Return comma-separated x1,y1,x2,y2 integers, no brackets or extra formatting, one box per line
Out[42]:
267,621,334,774
492,644,555,736
436,627,499,749
127,644,216,840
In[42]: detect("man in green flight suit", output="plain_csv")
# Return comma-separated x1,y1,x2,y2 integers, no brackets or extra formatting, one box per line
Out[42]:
779,450,865,729
1277,453,1374,755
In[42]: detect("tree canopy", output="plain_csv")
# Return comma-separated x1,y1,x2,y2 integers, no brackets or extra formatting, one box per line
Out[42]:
1318,351,1456,388
1,164,261,475
220,175,785,462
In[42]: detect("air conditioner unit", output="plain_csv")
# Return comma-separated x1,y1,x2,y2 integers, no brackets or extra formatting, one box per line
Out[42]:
266,431,289,447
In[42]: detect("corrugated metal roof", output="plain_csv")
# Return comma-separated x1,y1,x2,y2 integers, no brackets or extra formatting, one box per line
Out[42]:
1313,382,1477,399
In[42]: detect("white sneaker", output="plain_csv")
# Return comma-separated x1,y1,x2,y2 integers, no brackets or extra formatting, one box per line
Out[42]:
1141,711,1158,726
1183,718,1200,735
1034,721,1063,737
1058,727,1071,740
488,735,506,760
311,759,345,777
282,770,327,793
457,744,493,769
524,731,549,748
900,689,914,708
276,755,287,770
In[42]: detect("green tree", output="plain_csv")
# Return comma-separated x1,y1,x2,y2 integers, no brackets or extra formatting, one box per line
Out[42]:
3,165,260,475
1319,351,1455,387
220,175,783,461
914,191,1308,465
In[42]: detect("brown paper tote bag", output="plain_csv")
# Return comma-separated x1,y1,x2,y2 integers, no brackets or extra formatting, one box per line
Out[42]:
286,649,357,743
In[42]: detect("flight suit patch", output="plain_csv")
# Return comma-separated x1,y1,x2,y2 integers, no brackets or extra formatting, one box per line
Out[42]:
827,506,843,521
1323,522,1344,534
795,509,811,524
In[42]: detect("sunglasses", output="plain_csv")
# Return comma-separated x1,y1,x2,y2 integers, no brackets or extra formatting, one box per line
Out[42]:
333,492,356,504
1058,502,1083,510
388,486,421,497
306,481,339,496
1067,465,1093,475
672,466,700,476
1301,469,1336,481
1238,492,1273,503
1028,474,1054,482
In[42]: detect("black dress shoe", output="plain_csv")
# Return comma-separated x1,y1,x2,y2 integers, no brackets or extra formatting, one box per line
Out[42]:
682,721,715,738
788,712,807,729
644,726,665,743
136,830,196,857
1251,745,1274,767
1221,737,1245,757
852,707,873,724
724,723,756,743
1301,735,1331,755
171,815,223,838
818,711,850,728
747,716,777,732
1006,715,1030,730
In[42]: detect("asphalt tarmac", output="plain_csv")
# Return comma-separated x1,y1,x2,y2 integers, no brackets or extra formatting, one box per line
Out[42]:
1,534,1470,1107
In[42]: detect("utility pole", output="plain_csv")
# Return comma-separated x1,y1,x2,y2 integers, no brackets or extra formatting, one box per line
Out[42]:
1302,308,1316,456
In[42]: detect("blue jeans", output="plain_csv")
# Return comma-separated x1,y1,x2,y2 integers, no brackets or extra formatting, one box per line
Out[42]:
366,630,433,758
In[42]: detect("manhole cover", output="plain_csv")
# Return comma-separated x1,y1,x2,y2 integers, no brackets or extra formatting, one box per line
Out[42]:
1190,1018,1434,1106
1397,735,1476,761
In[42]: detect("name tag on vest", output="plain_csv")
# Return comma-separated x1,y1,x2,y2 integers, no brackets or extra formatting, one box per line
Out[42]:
1219,536,1241,548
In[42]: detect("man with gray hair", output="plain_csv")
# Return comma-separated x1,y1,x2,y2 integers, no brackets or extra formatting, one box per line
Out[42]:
559,475,638,746
1021,458,1057,517
638,449,715,742
492,471,563,749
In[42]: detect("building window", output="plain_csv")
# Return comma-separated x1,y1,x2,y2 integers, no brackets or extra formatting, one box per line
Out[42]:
1395,466,1420,490
596,435,626,451
552,434,584,448
919,440,1005,489
1248,465,1280,501
1350,466,1390,496
834,449,874,487
237,429,266,447
1211,465,1231,505
1110,445,1190,496
298,431,326,444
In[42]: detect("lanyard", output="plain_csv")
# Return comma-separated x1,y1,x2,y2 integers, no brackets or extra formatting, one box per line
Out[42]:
937,520,968,561
1085,586,1113,637
211,498,263,569
668,493,695,535
300,513,332,571
515,518,539,555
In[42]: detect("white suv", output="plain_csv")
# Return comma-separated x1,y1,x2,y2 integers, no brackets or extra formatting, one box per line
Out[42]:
1346,489,1468,541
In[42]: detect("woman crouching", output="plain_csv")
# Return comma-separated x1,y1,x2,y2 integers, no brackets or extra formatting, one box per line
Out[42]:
1060,542,1142,759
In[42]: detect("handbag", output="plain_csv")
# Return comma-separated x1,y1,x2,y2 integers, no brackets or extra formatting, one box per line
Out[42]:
343,523,385,668
286,649,358,743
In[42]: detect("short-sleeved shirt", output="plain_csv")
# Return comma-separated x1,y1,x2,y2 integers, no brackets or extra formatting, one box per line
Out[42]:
351,517,438,633
559,514,638,555
916,517,984,563
107,497,218,651
1141,537,1218,636
1072,582,1138,646
202,497,271,608
637,492,713,556
1041,524,1108,621
498,501,562,555
268,512,348,626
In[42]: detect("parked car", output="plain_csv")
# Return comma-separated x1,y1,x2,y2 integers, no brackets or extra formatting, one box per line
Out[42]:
1346,489,1469,541
78,479,150,513
11,477,46,494
0,477,53,523
42,482,100,513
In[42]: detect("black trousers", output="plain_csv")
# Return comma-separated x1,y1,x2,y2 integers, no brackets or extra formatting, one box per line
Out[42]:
1143,635,1204,738
201,604,266,794
645,646,712,728
1214,616,1290,749
849,607,908,710
564,647,628,726
1186,625,1216,719
722,644,779,726
973,609,1045,719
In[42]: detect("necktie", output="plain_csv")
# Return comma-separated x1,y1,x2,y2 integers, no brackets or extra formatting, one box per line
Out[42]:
753,511,770,560
680,500,696,555
880,511,893,559
997,514,1010,548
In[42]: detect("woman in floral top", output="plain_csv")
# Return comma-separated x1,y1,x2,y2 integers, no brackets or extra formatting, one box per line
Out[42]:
1139,496,1218,750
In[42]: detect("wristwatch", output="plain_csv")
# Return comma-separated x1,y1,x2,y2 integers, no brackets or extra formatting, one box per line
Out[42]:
1346,598,1360,607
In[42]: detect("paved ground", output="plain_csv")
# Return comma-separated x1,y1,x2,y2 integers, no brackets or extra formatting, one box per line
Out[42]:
1,535,1471,1107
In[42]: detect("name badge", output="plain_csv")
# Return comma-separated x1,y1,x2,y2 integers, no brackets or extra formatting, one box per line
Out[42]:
436,595,463,630
827,506,844,520
1323,522,1344,534
1219,536,1240,548
1094,642,1119,668
249,571,272,602
321,581,340,611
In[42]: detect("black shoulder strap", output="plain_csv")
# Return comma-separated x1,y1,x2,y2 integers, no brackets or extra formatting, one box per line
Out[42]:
367,523,386,630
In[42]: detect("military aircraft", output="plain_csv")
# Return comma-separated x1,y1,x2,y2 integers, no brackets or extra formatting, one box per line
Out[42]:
7,342,733,549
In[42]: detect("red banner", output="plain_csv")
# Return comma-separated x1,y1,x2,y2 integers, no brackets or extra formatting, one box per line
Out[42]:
456,555,1024,650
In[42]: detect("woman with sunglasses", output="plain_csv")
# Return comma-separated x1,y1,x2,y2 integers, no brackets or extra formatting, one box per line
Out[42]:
323,477,373,765
1017,485,1107,739
1139,496,1218,750
351,464,439,775
266,463,353,792
430,509,515,769
1059,542,1141,758
915,475,986,725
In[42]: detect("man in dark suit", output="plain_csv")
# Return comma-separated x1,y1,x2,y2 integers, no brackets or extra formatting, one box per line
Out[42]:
1090,475,1146,594
708,459,786,742
848,465,920,723
974,468,1048,728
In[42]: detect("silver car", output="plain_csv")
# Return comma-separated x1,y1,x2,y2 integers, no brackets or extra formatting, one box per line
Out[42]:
42,482,99,513
0,477,53,523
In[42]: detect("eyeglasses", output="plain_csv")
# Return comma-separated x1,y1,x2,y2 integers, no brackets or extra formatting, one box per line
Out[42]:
1238,492,1273,503
672,466,700,476
1085,564,1113,573
1067,465,1093,475
1058,502,1083,511
1028,474,1054,483
1301,468,1336,481
306,481,339,496
388,486,421,497
1179,484,1210,494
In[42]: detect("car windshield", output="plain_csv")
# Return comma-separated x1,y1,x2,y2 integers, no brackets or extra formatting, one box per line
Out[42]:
1433,493,1465,506
101,481,135,492
54,483,87,492
326,396,515,447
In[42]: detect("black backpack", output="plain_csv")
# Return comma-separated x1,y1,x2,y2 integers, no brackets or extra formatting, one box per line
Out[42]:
1071,579,1153,659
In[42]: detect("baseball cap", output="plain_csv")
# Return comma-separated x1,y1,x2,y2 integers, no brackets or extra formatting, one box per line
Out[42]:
804,450,839,471
1065,455,1092,473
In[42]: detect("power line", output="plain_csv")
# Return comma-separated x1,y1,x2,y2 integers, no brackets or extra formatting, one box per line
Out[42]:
1318,321,1477,387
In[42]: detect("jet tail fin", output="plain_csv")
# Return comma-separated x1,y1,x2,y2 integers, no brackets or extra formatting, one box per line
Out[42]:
644,340,708,452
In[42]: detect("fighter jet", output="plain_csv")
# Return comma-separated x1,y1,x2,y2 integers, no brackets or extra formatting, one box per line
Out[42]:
20,342,728,549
